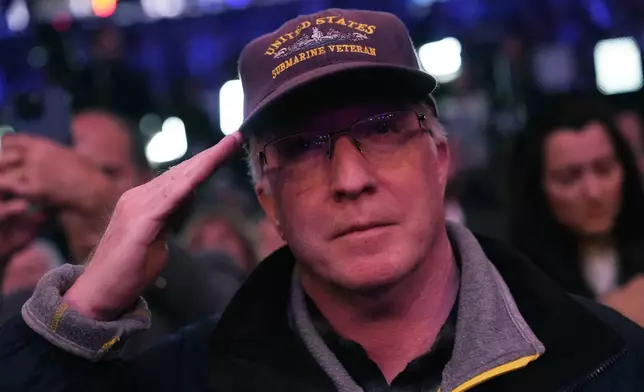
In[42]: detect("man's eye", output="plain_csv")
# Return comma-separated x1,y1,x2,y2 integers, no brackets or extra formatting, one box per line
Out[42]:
277,135,326,159
372,120,403,135
375,122,392,134
301,136,326,151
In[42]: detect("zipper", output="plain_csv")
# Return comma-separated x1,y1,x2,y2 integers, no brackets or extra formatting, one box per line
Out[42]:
561,348,628,392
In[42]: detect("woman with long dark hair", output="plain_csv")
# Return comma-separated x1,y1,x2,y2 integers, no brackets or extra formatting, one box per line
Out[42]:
508,100,644,300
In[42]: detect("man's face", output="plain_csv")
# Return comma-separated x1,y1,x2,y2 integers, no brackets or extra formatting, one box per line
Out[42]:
543,122,623,238
255,99,450,291
72,112,145,196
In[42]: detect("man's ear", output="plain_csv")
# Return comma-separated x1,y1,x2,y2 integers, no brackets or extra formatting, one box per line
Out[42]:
255,181,284,239
435,139,451,197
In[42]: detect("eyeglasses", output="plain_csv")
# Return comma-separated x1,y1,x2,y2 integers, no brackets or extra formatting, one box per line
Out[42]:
258,110,430,179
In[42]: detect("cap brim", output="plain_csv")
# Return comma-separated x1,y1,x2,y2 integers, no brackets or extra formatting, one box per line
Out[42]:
239,62,437,136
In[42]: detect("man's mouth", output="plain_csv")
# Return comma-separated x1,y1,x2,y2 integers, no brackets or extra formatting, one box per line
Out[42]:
333,222,394,239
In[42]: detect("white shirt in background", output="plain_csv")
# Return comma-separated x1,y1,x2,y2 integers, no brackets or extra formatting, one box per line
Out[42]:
581,246,619,298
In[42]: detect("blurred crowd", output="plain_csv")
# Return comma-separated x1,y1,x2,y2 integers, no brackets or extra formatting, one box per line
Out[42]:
3,22,644,355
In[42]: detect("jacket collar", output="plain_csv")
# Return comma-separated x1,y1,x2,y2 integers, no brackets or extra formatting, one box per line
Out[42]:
472,235,626,391
442,223,545,391
209,231,626,391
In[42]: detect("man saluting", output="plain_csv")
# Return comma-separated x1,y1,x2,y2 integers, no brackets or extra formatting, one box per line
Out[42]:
1,9,644,392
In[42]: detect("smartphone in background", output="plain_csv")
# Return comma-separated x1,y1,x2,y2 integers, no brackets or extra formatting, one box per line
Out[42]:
1,86,72,146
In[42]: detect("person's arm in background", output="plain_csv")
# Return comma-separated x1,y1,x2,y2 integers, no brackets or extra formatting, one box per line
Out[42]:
0,240,64,325
2,240,62,296
57,177,120,263
0,133,121,263
0,198,45,275
0,133,242,390
44,151,121,263
0,195,46,319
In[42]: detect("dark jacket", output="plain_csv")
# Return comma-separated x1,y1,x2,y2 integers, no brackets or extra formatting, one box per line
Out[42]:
0,289,32,325
1,234,643,392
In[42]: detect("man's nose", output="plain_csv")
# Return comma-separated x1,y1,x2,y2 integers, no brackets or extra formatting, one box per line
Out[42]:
328,136,376,202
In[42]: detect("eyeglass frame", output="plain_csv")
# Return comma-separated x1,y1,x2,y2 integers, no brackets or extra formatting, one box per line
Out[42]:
256,109,433,173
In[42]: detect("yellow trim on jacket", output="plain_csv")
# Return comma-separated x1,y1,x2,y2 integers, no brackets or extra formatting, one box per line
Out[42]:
439,353,541,392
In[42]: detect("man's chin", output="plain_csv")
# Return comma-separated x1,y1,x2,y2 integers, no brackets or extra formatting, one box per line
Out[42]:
327,265,413,293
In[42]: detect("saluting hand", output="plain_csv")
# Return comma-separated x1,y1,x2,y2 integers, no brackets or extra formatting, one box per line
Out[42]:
63,132,244,320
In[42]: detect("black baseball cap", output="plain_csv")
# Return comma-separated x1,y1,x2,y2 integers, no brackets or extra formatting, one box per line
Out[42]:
237,9,438,136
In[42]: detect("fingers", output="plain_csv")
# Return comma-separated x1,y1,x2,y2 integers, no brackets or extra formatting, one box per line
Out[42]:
0,172,30,198
0,133,31,151
110,132,244,239
0,227,38,261
178,132,244,186
0,149,23,172
143,132,243,215
0,199,30,221
0,133,27,174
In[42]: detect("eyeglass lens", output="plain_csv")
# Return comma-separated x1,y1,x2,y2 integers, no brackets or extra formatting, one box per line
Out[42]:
262,111,424,178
